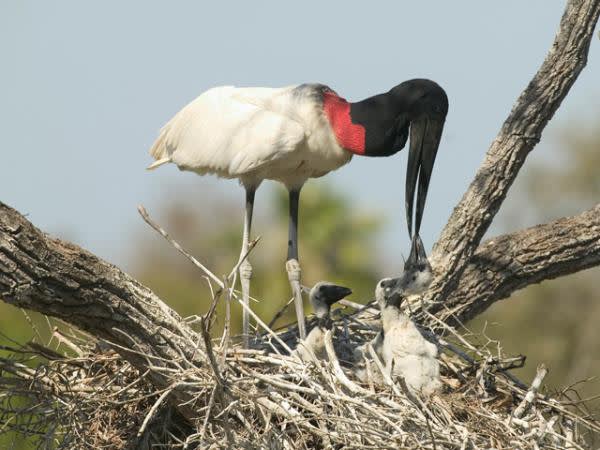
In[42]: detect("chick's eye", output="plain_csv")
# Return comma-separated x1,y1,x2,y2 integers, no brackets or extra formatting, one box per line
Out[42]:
412,275,416,281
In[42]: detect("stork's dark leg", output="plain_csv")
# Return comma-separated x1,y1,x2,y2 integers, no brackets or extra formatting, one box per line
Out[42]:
239,187,255,348
286,187,306,339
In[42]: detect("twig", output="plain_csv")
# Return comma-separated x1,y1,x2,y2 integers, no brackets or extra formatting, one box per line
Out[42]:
136,385,176,438
138,205,223,288
513,364,548,419
199,317,226,387
267,296,295,329
226,236,261,282
324,330,369,396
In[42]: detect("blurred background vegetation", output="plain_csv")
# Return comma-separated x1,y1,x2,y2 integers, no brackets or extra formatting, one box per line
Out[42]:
1,122,598,447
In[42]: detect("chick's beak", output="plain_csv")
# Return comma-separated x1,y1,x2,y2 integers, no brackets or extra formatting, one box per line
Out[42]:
322,284,353,305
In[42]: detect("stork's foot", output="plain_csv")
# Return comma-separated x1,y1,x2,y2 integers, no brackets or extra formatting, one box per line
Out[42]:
286,258,306,340
240,259,253,348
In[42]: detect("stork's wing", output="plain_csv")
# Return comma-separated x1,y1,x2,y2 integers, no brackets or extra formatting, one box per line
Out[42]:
149,86,306,177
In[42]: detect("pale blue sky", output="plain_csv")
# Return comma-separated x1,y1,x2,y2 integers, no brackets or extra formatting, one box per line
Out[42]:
1,1,599,271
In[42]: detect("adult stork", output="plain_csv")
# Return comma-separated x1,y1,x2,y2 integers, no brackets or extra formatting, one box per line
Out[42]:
147,80,448,344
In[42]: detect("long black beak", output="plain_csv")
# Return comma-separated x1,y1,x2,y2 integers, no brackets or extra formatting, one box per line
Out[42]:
404,233,430,271
405,117,445,237
321,284,353,306
384,234,433,298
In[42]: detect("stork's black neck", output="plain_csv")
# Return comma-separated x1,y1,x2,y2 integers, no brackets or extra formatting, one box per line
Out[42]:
349,92,406,157
322,87,409,157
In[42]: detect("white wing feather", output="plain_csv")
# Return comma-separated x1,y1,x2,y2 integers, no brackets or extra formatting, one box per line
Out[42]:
149,86,306,179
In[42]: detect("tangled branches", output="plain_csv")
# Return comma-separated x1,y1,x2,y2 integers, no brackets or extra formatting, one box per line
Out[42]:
1,301,598,449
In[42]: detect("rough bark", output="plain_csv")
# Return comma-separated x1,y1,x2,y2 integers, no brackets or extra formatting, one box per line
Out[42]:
428,0,600,305
0,201,205,418
437,204,600,325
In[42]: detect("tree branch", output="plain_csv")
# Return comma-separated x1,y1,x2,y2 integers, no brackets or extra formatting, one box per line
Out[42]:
433,204,600,326
429,0,600,304
0,201,205,419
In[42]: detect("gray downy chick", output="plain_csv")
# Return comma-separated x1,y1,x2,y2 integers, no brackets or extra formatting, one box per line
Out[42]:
355,233,433,364
294,281,352,362
380,235,441,395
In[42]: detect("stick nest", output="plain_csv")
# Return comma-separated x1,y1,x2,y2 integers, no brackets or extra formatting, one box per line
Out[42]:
1,302,598,449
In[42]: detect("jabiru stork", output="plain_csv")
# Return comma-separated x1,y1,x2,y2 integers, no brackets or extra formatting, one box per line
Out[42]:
147,80,448,345
294,281,352,362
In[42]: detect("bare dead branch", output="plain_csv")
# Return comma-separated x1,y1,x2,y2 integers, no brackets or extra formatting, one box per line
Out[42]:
432,203,600,325
429,0,600,304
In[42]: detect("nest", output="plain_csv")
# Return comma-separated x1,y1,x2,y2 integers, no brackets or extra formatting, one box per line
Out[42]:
1,301,598,450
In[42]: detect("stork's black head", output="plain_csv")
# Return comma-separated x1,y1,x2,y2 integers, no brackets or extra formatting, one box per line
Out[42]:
345,79,448,237
390,79,448,237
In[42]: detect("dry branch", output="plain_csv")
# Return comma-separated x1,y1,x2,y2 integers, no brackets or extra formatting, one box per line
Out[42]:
429,0,600,305
431,203,600,325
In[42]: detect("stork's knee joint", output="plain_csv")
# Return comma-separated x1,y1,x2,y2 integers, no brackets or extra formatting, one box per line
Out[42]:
240,259,253,280
286,258,301,282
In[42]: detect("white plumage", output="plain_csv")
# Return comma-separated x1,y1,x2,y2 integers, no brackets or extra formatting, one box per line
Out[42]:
148,85,355,344
354,236,440,394
149,86,351,189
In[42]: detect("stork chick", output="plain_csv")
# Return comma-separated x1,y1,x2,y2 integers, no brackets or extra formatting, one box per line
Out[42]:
294,282,352,362
352,278,390,368
354,234,434,380
381,236,441,396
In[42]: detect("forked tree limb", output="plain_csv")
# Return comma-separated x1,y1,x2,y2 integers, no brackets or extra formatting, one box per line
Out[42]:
429,0,600,304
435,204,600,326
0,209,599,421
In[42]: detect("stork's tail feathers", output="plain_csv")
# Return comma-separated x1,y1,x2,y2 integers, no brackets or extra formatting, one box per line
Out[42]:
146,156,172,170
147,128,172,170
